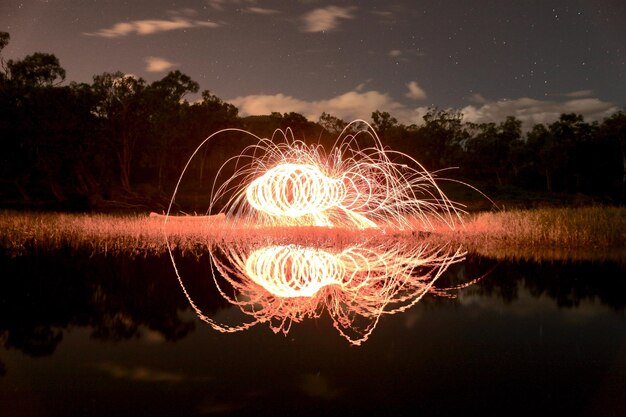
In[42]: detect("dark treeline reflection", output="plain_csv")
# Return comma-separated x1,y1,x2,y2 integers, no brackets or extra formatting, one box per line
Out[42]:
1,31,625,211
0,248,230,372
0,248,624,372
459,255,626,311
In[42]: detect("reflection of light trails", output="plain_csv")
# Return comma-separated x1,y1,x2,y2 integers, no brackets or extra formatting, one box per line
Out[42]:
164,121,484,344
175,240,469,345
165,120,467,231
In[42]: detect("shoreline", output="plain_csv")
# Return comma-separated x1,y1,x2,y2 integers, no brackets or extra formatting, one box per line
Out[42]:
1,207,624,262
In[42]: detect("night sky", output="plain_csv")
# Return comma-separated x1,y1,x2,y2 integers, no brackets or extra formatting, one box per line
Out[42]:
2,0,625,126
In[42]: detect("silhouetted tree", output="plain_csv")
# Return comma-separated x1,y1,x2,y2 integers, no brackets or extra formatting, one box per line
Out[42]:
6,52,65,87
145,71,199,192
596,110,626,203
416,108,467,170
318,112,347,135
91,72,150,193
371,110,398,137
465,116,522,184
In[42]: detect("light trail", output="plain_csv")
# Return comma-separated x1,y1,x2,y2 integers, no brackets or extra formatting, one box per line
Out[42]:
211,121,466,230
175,239,469,345
164,120,469,231
163,120,487,344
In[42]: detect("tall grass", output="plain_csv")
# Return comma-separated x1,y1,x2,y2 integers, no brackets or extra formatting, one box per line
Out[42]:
438,206,626,261
0,207,624,260
454,206,625,246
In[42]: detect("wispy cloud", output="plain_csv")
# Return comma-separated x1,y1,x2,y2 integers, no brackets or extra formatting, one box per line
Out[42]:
563,89,594,98
208,0,264,12
84,16,219,38
388,48,425,62
246,7,280,15
145,56,178,73
467,93,487,104
405,81,427,100
302,6,357,33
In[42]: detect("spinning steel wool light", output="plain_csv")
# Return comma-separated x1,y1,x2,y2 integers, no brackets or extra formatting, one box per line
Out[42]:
164,121,480,344
166,120,466,231
173,239,469,345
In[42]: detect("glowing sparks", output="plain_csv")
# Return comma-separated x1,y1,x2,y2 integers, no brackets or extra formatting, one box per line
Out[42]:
165,120,466,231
164,120,482,344
245,244,343,298
177,239,468,345
213,121,465,230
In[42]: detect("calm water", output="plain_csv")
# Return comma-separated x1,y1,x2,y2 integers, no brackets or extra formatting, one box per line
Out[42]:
0,246,624,417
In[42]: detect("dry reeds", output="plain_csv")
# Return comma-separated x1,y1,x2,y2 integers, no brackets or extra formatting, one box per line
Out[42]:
1,206,624,260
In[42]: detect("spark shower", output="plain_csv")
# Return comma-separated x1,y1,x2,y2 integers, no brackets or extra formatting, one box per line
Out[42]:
164,120,477,344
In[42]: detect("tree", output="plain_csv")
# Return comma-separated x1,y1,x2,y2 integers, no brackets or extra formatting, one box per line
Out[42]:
7,52,66,87
526,113,597,193
464,116,522,184
0,32,9,81
91,72,149,193
416,108,467,169
371,110,398,136
145,71,199,192
597,110,626,203
0,32,9,51
186,91,241,187
318,112,347,135
149,70,199,102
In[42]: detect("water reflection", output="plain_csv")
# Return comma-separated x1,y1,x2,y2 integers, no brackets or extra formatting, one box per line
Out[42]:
0,247,623,368
173,239,473,345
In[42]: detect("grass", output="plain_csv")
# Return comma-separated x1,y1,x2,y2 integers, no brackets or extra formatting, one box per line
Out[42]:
0,207,624,260
439,206,626,261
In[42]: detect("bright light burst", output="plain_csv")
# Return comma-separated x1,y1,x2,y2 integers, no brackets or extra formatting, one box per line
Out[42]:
166,120,466,231
164,120,483,344
175,239,470,345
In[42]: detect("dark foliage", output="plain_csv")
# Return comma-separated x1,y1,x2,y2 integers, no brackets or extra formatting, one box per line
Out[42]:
1,33,624,210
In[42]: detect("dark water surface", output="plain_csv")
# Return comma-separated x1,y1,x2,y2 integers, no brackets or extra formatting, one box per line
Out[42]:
0,247,624,417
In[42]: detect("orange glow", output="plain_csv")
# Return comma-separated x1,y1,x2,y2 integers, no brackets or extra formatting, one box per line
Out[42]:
165,120,467,231
164,121,483,344
174,239,469,345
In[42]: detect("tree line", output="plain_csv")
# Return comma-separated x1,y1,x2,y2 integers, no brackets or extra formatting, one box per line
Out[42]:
1,32,624,210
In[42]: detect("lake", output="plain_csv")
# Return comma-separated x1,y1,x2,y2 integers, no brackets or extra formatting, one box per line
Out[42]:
0,243,624,417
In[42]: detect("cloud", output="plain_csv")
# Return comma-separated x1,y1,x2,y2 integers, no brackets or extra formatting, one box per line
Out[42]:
468,93,487,104
461,96,618,129
246,7,280,15
207,0,226,11
207,0,262,12
563,89,594,98
84,16,219,38
302,6,357,32
96,363,186,383
372,10,394,19
229,89,420,124
459,285,609,319
388,48,425,62
145,56,177,73
405,81,427,100
231,88,617,131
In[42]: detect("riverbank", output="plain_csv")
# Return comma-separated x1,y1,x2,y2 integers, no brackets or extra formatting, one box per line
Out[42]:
1,207,624,261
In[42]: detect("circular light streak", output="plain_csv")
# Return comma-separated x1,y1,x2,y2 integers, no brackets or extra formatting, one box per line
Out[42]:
174,239,469,345
163,120,485,344
165,120,469,231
